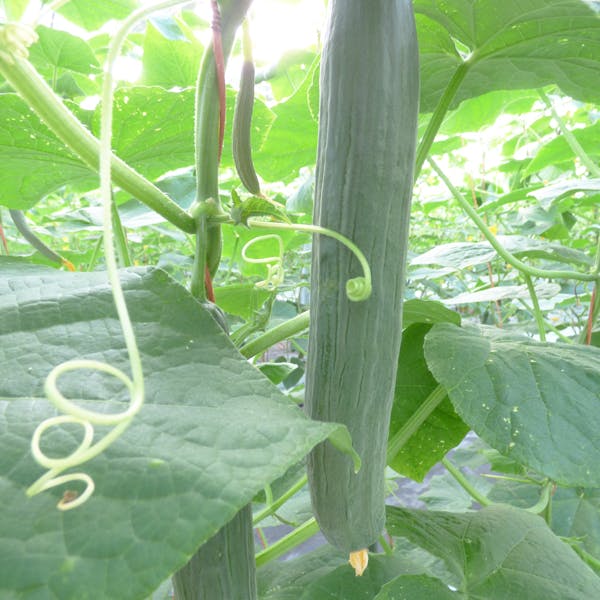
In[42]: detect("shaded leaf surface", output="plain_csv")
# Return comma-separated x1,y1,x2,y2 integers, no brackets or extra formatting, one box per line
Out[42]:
257,541,448,600
424,323,600,486
387,504,600,599
389,323,469,482
0,263,340,599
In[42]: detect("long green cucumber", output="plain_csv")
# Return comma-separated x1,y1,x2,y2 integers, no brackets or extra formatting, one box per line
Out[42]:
172,504,257,600
232,21,261,196
305,0,419,556
9,209,75,270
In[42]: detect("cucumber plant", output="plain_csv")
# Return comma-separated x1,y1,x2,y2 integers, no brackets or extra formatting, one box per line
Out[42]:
305,0,419,564
2,0,600,599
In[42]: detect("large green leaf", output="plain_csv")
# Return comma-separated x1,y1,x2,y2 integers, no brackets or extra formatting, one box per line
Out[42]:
415,0,600,112
0,95,97,209
489,479,600,567
389,323,469,482
0,263,344,600
524,122,600,176
28,26,100,76
386,504,600,598
0,85,273,209
254,61,319,183
257,540,449,600
375,574,459,599
440,89,538,134
141,20,203,88
57,0,140,31
412,236,594,269
445,282,561,305
424,323,600,486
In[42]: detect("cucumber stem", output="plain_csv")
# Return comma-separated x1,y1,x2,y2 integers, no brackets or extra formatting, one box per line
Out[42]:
414,62,470,180
253,474,308,526
0,48,195,233
524,274,546,342
441,457,491,507
537,88,600,179
386,384,447,462
428,156,599,282
255,517,319,567
240,310,309,359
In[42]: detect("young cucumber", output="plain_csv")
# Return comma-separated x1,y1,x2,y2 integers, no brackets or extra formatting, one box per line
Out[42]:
305,0,419,555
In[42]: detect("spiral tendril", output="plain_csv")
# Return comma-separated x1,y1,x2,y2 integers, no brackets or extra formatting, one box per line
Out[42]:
241,234,285,290
26,0,189,511
246,219,372,302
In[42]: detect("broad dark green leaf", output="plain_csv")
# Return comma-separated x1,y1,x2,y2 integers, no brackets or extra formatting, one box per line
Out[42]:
258,362,298,385
257,540,448,600
389,323,469,482
213,283,272,320
386,504,600,599
58,0,139,31
28,26,100,76
375,574,459,599
489,480,600,567
424,323,600,486
0,263,344,600
415,0,600,112
141,20,203,88
402,299,461,329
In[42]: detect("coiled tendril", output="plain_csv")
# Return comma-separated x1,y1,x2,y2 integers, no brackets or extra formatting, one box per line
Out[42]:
26,0,190,511
241,234,285,290
246,219,372,302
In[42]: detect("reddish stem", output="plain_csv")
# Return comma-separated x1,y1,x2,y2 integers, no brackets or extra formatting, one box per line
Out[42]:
585,287,596,345
0,222,8,254
204,265,216,303
211,0,226,162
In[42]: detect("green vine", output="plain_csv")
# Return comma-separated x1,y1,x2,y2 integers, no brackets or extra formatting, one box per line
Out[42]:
428,156,599,282
0,24,195,233
26,0,190,511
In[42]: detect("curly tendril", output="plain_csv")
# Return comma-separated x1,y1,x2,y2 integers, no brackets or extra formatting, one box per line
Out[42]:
26,0,189,511
241,234,285,290
246,219,372,302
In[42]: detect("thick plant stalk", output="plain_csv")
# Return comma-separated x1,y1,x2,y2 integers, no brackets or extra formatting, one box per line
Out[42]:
173,505,257,600
193,0,254,278
305,0,419,557
175,4,255,585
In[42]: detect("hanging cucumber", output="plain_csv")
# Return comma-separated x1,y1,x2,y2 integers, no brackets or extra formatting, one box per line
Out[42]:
232,20,261,196
305,0,419,561
172,505,257,600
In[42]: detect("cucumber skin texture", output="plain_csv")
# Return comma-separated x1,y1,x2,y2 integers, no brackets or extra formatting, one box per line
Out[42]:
233,60,261,196
305,0,419,553
172,504,257,600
